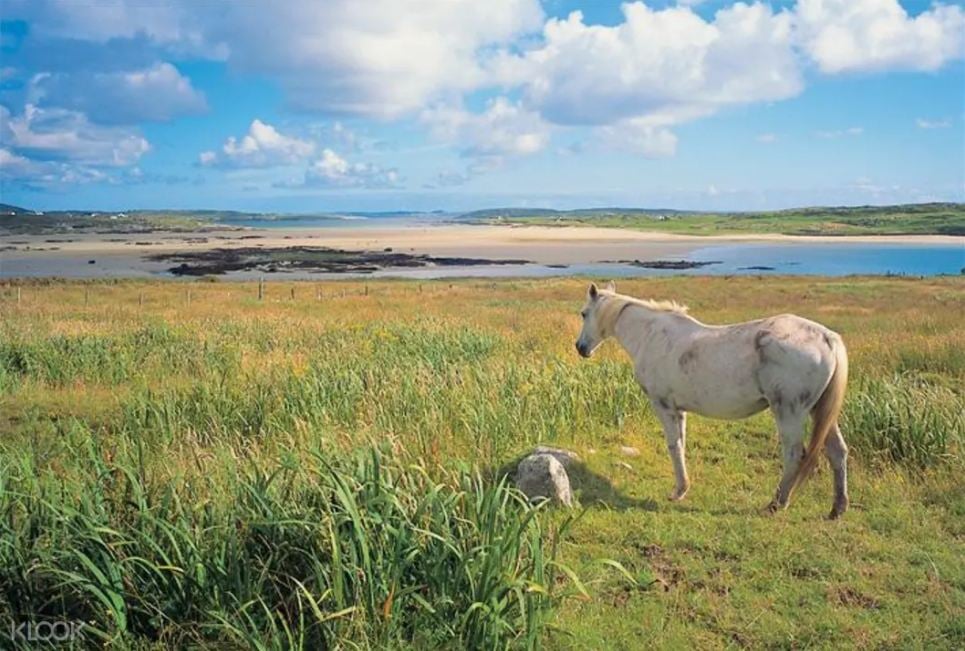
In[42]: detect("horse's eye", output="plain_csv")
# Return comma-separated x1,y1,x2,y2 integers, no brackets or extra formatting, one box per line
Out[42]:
581,310,588,319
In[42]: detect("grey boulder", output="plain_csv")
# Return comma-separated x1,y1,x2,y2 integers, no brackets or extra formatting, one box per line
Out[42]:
515,452,573,507
532,446,579,468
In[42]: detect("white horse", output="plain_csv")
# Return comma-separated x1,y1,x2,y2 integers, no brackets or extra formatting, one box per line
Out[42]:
575,282,850,519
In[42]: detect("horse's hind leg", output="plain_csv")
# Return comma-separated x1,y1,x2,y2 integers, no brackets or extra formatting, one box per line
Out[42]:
825,423,849,519
766,410,807,513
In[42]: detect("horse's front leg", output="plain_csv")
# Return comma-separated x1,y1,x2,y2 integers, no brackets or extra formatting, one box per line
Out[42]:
653,402,689,501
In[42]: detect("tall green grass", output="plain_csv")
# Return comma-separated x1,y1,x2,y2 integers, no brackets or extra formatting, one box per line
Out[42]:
0,438,574,649
0,322,240,390
895,341,965,378
118,356,648,464
5,318,959,470
843,373,964,469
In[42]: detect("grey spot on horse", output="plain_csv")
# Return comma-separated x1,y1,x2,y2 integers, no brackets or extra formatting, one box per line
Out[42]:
798,389,812,407
658,397,672,411
678,349,698,370
823,333,834,349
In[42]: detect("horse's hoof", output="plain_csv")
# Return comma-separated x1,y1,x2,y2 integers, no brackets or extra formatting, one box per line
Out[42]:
668,486,689,501
828,502,848,520
762,501,782,515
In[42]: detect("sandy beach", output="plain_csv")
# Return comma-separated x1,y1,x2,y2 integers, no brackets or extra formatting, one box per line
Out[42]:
1,224,962,278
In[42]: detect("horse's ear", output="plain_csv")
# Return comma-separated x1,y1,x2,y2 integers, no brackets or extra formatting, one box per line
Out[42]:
604,281,616,292
588,283,598,299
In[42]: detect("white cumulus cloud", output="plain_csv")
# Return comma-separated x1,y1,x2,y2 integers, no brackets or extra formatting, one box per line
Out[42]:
2,104,149,166
0,143,121,190
301,149,401,189
491,2,802,128
200,119,315,168
10,0,544,119
423,97,551,162
483,1,806,157
215,0,544,117
28,62,206,124
795,0,965,73
0,147,63,186
1,102,153,188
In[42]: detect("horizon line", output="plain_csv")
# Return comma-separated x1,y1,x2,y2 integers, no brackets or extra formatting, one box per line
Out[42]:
3,200,963,218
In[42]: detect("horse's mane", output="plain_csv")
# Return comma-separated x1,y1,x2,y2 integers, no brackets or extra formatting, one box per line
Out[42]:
627,297,689,314
605,292,689,314
597,291,689,335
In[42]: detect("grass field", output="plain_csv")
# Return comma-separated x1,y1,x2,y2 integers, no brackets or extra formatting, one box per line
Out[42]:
480,203,965,236
1,276,963,649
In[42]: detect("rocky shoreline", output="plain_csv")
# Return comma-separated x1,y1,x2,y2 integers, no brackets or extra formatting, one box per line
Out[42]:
599,259,722,270
150,246,530,276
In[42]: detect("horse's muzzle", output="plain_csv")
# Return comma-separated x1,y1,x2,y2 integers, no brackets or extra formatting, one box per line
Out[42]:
575,342,589,358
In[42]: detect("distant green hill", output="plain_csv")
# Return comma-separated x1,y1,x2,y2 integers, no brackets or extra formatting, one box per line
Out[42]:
0,207,213,235
465,203,965,237
458,206,695,221
0,205,448,235
2,202,963,236
0,203,32,215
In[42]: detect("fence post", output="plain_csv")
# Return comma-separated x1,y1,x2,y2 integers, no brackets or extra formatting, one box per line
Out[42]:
315,286,321,301
258,277,265,301
16,286,21,305
139,292,144,307
187,289,192,305
290,287,295,301
364,284,369,297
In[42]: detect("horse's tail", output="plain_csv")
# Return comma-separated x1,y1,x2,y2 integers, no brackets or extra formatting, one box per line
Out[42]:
792,336,848,491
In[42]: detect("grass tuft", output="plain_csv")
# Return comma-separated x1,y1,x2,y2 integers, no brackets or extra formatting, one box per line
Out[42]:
843,373,964,469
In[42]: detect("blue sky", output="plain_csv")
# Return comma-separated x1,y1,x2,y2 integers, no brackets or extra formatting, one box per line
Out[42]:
1,0,963,212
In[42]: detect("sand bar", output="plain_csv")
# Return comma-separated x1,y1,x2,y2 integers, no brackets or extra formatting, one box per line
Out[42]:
1,224,961,278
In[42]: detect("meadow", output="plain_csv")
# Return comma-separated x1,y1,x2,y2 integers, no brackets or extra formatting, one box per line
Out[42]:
479,203,965,236
0,276,962,649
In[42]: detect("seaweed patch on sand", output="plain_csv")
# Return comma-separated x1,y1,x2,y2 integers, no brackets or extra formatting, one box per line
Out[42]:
150,246,530,276
600,259,722,270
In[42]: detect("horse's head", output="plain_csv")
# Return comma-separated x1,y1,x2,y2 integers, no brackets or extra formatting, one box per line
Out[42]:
575,281,615,358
